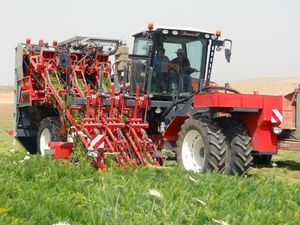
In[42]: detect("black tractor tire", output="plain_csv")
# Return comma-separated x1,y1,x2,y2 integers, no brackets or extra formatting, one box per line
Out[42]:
253,155,272,165
218,118,253,175
36,117,65,156
176,117,226,173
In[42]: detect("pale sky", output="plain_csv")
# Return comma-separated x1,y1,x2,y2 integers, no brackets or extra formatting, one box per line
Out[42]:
0,0,299,85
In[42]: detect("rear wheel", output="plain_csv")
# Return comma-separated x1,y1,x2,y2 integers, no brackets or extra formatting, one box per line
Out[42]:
37,117,65,156
176,117,226,173
218,118,253,175
253,155,272,165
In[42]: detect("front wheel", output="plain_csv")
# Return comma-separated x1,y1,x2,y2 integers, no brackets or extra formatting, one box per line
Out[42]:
176,118,226,173
37,117,65,156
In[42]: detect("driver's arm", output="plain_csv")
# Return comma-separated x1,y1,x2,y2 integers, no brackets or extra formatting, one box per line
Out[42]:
184,58,199,74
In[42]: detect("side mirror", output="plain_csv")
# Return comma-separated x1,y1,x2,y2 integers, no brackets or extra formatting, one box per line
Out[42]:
224,39,232,63
225,49,231,63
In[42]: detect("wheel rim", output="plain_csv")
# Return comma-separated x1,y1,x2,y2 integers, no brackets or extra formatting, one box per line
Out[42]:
40,128,51,156
182,129,205,172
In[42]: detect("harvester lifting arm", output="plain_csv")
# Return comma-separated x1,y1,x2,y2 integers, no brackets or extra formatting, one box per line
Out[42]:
16,38,163,170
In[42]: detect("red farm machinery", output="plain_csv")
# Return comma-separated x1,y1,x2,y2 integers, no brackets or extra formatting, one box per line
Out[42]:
13,24,296,174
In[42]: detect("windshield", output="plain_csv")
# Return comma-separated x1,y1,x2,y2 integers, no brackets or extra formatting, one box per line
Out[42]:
151,36,207,98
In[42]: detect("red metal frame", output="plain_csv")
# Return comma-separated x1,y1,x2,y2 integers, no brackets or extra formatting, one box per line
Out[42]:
280,91,297,130
20,40,163,170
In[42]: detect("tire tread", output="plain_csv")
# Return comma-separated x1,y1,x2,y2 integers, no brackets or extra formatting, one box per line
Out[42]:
176,117,227,172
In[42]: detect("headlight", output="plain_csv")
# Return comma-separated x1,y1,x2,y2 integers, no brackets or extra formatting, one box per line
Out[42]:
172,30,178,35
272,127,282,135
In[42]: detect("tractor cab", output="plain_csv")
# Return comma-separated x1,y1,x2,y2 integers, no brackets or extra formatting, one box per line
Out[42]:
130,25,232,100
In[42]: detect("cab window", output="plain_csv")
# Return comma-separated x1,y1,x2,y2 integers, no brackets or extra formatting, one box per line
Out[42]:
132,37,149,56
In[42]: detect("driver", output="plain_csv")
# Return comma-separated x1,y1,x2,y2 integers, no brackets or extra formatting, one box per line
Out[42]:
171,48,198,91
153,47,170,72
153,47,170,92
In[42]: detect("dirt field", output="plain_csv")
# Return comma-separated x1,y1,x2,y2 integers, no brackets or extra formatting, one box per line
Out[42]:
0,76,299,131
0,93,13,104
1,76,299,104
220,76,300,95
0,104,13,133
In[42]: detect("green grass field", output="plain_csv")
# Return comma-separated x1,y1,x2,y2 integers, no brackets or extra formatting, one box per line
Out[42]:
0,104,299,225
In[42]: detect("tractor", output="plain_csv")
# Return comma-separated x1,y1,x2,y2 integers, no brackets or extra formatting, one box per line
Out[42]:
13,24,283,174
127,23,283,175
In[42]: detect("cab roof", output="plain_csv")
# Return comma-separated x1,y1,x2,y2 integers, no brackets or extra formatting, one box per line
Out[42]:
133,26,215,37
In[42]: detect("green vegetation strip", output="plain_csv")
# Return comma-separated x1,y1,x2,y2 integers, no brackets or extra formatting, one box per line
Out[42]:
0,150,299,225
1,112,299,225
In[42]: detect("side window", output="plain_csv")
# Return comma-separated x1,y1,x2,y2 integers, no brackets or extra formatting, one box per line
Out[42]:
163,42,182,60
129,58,147,94
186,41,203,79
133,38,149,56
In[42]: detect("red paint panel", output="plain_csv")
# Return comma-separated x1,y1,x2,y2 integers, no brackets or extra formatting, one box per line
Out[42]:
240,95,282,152
194,92,267,109
261,95,283,124
194,92,283,152
49,142,73,158
164,115,189,141
240,113,278,152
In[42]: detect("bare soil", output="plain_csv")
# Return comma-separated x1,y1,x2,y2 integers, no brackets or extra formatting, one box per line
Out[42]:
0,76,299,104
0,93,13,104
287,171,300,180
0,104,13,135
220,76,300,95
